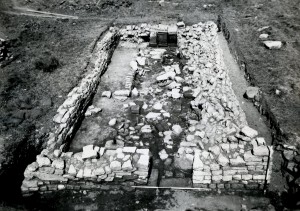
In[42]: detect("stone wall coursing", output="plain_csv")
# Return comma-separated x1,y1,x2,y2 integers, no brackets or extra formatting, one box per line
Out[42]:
21,28,150,194
177,22,273,189
47,28,120,152
218,16,300,198
21,146,150,194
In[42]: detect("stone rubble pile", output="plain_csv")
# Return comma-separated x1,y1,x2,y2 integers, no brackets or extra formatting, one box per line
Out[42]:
120,24,178,47
175,22,273,189
120,24,151,43
21,146,150,193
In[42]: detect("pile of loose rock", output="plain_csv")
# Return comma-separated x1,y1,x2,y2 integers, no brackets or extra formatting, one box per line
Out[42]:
175,22,273,189
21,146,150,193
120,24,151,43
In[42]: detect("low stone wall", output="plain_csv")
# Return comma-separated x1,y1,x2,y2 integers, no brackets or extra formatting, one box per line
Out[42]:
47,28,120,152
21,146,150,194
21,27,151,194
218,16,300,200
176,22,273,189
191,139,273,189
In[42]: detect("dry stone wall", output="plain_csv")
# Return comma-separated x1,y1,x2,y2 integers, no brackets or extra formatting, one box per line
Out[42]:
22,146,150,194
22,22,275,194
48,28,120,152
176,22,273,189
21,28,151,195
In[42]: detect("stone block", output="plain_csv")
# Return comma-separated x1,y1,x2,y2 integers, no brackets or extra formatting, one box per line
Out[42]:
241,126,258,138
231,183,244,189
252,146,269,156
36,155,51,167
241,175,253,180
223,175,232,181
253,175,265,180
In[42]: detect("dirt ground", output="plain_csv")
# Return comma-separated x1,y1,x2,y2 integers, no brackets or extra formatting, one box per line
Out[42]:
0,0,299,210
0,10,111,200
1,188,277,211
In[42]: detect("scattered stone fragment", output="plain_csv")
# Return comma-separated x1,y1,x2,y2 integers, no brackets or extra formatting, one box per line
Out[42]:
145,112,161,120
159,149,169,160
172,125,182,135
102,91,112,98
177,22,185,28
131,105,140,114
264,41,282,49
141,125,152,133
259,34,269,39
109,118,117,126
245,86,259,99
53,149,61,158
85,105,102,116
136,57,146,66
113,90,131,97
131,88,139,97
130,61,138,71
153,102,163,110
171,89,181,99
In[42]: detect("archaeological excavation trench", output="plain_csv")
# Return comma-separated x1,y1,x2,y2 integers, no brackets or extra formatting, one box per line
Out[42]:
21,22,274,194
